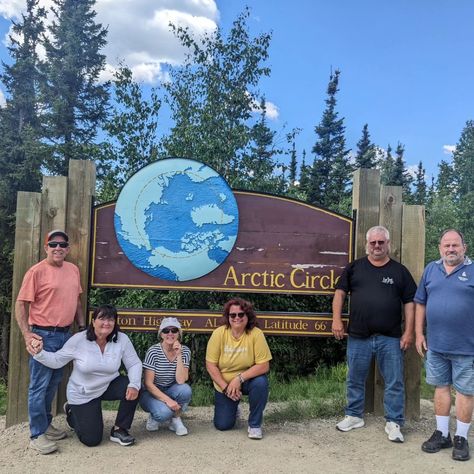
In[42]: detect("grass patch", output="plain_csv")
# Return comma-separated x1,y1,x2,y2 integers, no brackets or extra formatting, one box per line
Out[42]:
0,381,6,416
0,363,436,420
264,365,347,423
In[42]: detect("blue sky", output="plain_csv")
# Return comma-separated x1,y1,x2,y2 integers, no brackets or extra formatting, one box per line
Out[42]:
0,0,473,181
218,0,474,181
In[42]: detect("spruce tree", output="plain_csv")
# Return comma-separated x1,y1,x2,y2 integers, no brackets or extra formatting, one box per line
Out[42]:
380,144,394,184
436,160,455,197
453,120,474,197
0,0,47,379
287,129,300,187
239,98,284,193
413,161,427,205
299,149,310,194
355,123,377,168
40,0,108,175
308,70,351,209
452,120,474,247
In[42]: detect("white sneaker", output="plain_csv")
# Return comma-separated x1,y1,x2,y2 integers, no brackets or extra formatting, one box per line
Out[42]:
29,434,58,454
168,417,188,436
45,423,67,441
336,415,365,432
385,421,404,443
146,414,160,432
248,426,263,440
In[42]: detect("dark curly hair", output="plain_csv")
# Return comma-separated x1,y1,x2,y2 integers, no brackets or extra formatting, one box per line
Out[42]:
222,298,259,332
86,304,120,343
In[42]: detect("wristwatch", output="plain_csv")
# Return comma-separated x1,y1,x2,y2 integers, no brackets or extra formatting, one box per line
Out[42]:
238,373,245,384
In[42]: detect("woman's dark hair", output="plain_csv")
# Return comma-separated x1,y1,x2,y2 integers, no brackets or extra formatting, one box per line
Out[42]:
86,304,120,343
222,298,259,332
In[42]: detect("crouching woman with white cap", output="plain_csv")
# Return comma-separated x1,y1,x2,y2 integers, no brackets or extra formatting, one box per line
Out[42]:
139,317,192,436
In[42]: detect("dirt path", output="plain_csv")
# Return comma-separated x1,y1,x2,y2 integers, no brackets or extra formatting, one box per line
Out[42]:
1,401,472,473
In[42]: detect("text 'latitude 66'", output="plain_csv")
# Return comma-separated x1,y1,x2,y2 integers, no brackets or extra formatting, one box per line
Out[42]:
114,158,239,281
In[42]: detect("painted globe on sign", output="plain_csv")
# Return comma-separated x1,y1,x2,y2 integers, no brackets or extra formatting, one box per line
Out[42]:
114,158,239,281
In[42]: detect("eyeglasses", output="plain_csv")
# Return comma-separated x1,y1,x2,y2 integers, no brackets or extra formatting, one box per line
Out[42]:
48,241,69,248
369,240,385,246
229,312,246,319
162,327,179,334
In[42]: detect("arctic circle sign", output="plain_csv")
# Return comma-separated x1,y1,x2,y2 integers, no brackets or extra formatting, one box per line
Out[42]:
114,158,239,281
92,157,354,298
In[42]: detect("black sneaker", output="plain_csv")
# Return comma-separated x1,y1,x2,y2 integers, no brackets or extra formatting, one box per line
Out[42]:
110,427,135,446
63,402,74,430
421,430,453,453
452,435,470,461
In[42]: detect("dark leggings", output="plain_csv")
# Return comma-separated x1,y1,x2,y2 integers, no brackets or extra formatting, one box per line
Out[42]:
67,375,139,447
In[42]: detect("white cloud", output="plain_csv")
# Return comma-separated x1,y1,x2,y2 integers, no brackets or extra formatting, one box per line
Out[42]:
0,88,5,106
0,0,219,83
406,164,418,178
249,96,279,120
443,144,456,155
265,101,279,120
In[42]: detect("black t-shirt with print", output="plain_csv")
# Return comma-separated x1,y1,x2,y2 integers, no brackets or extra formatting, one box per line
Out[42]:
336,257,417,338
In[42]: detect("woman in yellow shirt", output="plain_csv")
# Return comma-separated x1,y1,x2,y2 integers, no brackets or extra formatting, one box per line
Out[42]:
206,298,272,439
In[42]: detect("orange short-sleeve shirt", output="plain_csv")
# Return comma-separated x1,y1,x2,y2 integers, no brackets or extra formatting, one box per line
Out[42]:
17,259,82,327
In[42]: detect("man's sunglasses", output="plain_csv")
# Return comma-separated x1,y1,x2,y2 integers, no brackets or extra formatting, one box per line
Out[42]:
161,327,179,334
48,241,69,248
369,240,385,246
229,312,246,319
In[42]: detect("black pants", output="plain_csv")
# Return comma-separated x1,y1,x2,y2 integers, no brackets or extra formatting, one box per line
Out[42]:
67,375,139,447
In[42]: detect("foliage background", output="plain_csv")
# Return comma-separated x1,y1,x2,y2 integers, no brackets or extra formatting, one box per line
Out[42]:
0,1,473,386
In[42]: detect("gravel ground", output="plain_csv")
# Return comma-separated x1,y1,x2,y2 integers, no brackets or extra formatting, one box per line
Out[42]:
0,400,472,474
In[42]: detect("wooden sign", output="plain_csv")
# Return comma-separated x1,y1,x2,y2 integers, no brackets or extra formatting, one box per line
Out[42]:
91,191,353,295
88,308,348,337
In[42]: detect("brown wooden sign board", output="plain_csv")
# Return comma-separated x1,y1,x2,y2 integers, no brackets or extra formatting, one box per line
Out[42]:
91,191,353,295
88,309,348,337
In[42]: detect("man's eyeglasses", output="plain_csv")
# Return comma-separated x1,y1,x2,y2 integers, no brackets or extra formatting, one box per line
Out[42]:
162,327,179,334
48,241,69,248
369,240,385,246
229,312,246,319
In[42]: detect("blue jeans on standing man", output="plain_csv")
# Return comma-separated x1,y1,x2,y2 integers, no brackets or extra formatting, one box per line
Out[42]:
213,374,269,430
140,383,192,422
28,327,71,439
345,335,405,425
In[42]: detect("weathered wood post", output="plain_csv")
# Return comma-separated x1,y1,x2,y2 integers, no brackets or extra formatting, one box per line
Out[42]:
352,168,424,420
6,192,42,426
6,160,95,426
352,168,380,412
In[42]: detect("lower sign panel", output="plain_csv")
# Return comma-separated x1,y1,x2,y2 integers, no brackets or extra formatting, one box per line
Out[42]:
88,309,348,337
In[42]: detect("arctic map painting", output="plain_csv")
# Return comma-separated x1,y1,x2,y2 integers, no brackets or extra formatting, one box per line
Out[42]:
114,158,239,281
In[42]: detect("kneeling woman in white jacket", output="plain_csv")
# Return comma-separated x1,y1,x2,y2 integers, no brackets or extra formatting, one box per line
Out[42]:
33,305,142,447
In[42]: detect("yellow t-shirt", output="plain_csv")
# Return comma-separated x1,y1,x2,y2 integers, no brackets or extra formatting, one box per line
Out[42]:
206,325,272,391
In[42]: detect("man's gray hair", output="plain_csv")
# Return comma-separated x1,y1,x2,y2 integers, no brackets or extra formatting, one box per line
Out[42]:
365,226,391,255
439,228,465,245
366,226,390,242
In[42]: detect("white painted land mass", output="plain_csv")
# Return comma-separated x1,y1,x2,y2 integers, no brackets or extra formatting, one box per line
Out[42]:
191,204,235,227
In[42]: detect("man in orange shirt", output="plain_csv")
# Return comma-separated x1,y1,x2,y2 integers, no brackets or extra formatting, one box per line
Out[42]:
16,230,85,454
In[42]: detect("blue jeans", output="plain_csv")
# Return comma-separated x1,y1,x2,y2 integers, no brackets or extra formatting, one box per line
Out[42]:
213,374,269,430
345,335,405,425
29,328,71,438
140,383,192,422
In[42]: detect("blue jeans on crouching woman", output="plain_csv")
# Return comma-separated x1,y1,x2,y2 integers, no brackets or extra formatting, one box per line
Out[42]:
214,374,269,430
140,383,192,422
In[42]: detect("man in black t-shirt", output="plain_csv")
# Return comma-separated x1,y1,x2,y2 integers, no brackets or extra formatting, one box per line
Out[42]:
332,226,416,443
